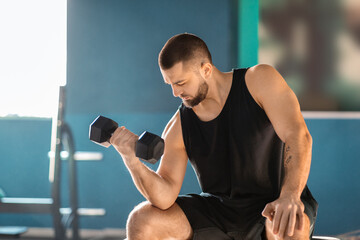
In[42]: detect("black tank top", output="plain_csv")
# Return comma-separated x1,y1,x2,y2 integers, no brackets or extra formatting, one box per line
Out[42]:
179,68,317,234
179,68,284,200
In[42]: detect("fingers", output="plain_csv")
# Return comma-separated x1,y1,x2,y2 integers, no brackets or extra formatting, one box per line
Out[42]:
109,126,139,158
110,126,135,145
272,208,282,235
287,208,297,236
265,199,307,239
297,208,305,231
275,204,305,238
263,203,285,236
262,204,275,221
278,211,290,239
109,126,122,145
121,127,136,143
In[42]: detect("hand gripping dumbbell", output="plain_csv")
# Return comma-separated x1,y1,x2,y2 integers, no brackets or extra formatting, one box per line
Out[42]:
89,115,164,164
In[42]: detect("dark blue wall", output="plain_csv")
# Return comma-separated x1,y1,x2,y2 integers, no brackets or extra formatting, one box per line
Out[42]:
1,117,360,235
306,119,360,235
64,0,235,229
2,0,233,230
1,0,359,237
66,0,236,115
0,118,53,226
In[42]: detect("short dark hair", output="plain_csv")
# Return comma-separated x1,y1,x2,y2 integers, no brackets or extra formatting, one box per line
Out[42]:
158,33,212,70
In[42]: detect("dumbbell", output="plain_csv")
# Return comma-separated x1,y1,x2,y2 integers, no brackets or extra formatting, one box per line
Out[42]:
89,115,164,164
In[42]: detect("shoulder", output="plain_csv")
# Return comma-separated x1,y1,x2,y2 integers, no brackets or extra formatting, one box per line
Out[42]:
245,64,288,107
246,64,280,82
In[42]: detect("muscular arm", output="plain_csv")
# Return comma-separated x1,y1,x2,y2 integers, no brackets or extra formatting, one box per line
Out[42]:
246,64,312,236
110,110,188,210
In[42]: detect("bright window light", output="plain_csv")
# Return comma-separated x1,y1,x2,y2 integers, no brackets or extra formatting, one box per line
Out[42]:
0,0,66,118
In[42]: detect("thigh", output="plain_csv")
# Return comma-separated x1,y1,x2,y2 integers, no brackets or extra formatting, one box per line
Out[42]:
127,201,193,240
264,187,318,240
176,194,249,240
264,213,310,240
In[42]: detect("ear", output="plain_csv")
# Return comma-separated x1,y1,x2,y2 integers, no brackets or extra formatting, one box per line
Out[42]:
201,62,212,79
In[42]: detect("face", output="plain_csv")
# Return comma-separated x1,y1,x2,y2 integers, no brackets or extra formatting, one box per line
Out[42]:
161,61,209,108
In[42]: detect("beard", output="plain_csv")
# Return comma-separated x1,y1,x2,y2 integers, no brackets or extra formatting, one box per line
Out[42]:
182,80,209,108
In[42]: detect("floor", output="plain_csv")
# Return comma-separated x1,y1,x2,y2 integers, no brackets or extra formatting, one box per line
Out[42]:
0,228,126,240
0,228,359,240
335,229,360,240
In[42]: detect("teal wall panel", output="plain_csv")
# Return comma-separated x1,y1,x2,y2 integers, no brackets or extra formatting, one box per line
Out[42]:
2,0,358,236
66,0,235,115
0,118,53,227
1,116,359,234
237,0,259,67
306,119,360,235
64,0,236,227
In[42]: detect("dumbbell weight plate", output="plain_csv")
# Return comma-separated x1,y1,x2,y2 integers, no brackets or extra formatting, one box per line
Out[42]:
136,131,165,163
89,116,118,148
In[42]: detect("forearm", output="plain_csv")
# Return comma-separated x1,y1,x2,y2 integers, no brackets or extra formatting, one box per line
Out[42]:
281,131,312,198
123,156,176,209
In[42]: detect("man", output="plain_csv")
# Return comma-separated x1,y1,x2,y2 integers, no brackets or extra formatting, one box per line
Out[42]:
110,33,318,240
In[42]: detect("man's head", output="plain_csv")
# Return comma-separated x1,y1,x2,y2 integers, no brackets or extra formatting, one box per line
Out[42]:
159,33,213,108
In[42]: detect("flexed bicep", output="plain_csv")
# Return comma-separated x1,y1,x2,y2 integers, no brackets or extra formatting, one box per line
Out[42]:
157,110,189,203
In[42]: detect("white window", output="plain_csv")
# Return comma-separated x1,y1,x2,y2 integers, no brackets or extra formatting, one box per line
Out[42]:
0,0,67,118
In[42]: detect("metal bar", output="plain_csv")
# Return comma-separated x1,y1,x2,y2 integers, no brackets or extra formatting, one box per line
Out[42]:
48,151,103,161
50,86,66,240
0,198,52,214
60,208,106,216
312,237,340,240
62,123,80,240
302,111,360,119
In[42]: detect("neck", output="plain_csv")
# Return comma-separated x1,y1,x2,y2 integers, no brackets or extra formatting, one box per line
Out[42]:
193,66,233,112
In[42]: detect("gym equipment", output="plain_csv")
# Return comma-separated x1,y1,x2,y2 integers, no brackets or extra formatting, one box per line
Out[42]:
312,237,340,240
0,188,5,198
0,86,79,240
0,226,27,238
89,115,164,164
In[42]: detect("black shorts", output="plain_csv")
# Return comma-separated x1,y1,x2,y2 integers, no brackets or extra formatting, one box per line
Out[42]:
176,189,318,240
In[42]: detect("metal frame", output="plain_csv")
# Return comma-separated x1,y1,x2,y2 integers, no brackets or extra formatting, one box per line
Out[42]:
0,86,79,240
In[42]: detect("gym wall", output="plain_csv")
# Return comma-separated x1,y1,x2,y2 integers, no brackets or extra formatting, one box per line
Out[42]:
0,0,359,236
0,0,235,230
305,117,360,235
65,0,236,230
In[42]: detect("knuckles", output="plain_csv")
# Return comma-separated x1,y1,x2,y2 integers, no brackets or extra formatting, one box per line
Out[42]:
110,127,138,155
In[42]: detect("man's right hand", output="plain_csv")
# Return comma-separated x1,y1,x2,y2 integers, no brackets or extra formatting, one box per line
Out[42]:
110,126,139,166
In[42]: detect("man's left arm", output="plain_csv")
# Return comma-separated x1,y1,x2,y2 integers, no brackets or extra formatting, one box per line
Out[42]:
245,64,313,238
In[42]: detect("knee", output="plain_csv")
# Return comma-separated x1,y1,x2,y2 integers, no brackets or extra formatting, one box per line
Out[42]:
126,201,158,239
265,217,310,240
